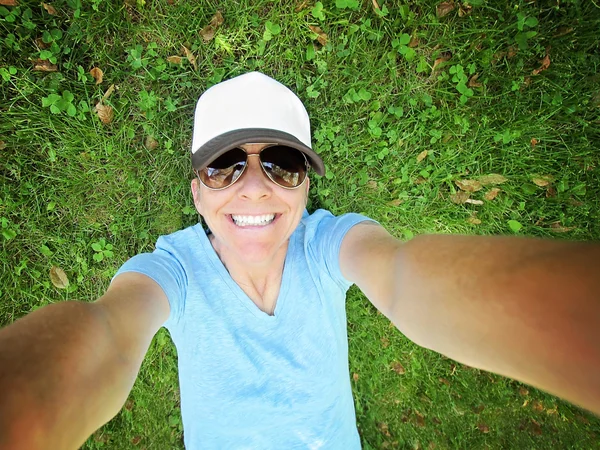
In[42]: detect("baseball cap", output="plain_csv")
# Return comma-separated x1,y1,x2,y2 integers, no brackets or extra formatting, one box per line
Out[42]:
190,72,325,176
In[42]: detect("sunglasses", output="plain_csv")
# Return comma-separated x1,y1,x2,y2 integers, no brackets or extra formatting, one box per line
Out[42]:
195,144,310,191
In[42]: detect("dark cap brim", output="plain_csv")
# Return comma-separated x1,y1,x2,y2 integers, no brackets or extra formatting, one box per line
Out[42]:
191,128,325,176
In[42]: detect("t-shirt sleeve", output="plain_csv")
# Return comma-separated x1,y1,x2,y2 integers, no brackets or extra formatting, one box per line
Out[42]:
112,235,187,328
305,209,377,289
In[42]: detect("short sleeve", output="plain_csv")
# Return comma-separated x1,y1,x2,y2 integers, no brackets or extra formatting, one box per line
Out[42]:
112,235,188,328
304,209,377,289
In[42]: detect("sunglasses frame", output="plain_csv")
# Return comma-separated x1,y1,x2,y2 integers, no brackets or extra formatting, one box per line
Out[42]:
195,143,310,191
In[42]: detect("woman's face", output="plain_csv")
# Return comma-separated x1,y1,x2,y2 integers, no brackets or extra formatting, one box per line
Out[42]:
191,144,309,264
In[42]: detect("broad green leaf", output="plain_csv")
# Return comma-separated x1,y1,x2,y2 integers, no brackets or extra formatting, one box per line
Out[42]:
311,1,325,20
91,242,102,252
508,220,523,233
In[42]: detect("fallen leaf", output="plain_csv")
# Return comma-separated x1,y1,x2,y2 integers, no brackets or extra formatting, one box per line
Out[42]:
507,46,517,58
432,53,451,73
95,102,114,124
455,179,483,192
549,222,575,233
124,398,134,410
391,361,405,375
131,436,142,445
371,0,380,11
532,400,544,412
416,150,428,163
545,186,557,198
102,84,116,101
546,407,558,415
166,55,183,64
478,423,490,433
35,37,50,49
408,36,419,48
308,25,328,46
436,1,455,18
519,387,529,396
352,373,359,382
530,138,538,147
89,67,103,84
295,0,309,12
200,11,224,42
415,411,426,427
531,175,554,187
450,191,470,204
484,187,501,201
458,3,472,16
380,337,390,348
0,141,5,150
467,216,481,225
468,73,482,88
367,180,378,190
465,198,484,205
473,404,485,414
0,0,18,5
378,422,391,437
50,266,69,289
439,377,450,386
145,135,158,150
387,199,403,207
414,176,427,185
182,45,197,70
532,48,551,75
530,419,542,435
42,2,57,14
31,59,57,72
478,174,507,185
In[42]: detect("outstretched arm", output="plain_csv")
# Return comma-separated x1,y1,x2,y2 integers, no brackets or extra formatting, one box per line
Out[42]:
0,272,169,450
340,223,600,415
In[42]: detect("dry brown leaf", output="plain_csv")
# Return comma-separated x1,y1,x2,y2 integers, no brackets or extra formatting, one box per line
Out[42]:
519,387,529,396
473,404,485,414
308,25,328,46
0,0,18,5
414,176,427,185
166,55,183,64
432,53,451,73
416,150,428,163
522,399,530,407
145,135,158,150
367,180,378,190
458,3,472,17
415,411,426,428
200,11,224,42
32,59,57,72
35,37,50,49
507,46,517,58
182,45,197,70
531,175,554,187
387,199,403,207
545,186,557,198
408,36,419,48
546,407,558,415
131,436,142,445
89,67,103,85
0,141,5,150
50,266,69,289
352,372,359,382
436,1,455,18
484,187,501,201
530,419,542,435
380,337,390,348
468,73,482,88
478,423,490,433
294,0,309,12
467,216,481,225
439,377,450,386
371,0,380,11
465,198,484,205
530,138,538,147
95,102,114,124
455,179,483,192
450,191,470,204
391,361,405,375
532,49,551,75
42,2,57,14
532,400,544,412
549,222,576,233
478,174,507,185
102,84,116,101
378,422,391,437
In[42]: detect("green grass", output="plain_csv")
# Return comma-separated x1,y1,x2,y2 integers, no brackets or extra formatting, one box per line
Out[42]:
1,0,600,448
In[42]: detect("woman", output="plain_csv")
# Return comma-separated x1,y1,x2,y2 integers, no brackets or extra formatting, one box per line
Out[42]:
1,72,599,449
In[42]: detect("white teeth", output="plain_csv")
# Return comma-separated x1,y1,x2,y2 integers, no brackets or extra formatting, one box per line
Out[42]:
231,214,276,227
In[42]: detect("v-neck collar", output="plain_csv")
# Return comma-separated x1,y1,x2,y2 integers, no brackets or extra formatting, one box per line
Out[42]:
193,224,295,322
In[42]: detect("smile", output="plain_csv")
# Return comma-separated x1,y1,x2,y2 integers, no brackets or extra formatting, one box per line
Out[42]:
230,214,277,227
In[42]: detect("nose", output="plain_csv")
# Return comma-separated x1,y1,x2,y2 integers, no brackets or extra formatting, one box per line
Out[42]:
236,154,272,200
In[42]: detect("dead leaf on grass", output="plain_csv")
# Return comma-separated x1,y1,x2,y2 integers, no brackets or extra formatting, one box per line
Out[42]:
519,387,529,396
416,150,428,163
531,175,554,187
102,84,116,101
308,25,328,46
450,191,470,204
408,36,419,48
42,2,57,15
387,199,403,207
50,266,69,289
200,11,224,42
545,186,557,198
0,0,18,5
532,48,551,75
455,179,483,192
467,215,481,225
532,400,544,412
145,135,158,150
380,337,390,348
432,53,451,74
182,45,197,70
530,138,538,147
468,73,482,88
294,0,309,12
166,55,183,64
352,372,359,382
0,141,5,150
465,198,484,205
473,404,485,414
549,222,576,233
391,361,405,375
478,174,507,185
484,187,501,201
131,436,142,445
530,419,543,435
415,411,426,427
436,1,455,18
378,422,391,437
32,59,57,72
478,423,490,433
458,3,472,17
439,377,450,386
95,102,114,124
371,0,380,11
367,180,378,190
89,67,103,84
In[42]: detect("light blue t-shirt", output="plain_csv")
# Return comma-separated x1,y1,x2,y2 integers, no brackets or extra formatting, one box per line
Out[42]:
114,209,374,449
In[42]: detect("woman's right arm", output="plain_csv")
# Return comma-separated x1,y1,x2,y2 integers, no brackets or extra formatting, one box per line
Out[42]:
0,272,170,450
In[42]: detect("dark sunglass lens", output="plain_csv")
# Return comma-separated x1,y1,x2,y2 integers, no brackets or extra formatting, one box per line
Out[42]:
260,146,307,188
200,148,247,188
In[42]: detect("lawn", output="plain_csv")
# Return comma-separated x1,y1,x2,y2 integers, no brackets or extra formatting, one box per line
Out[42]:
1,0,599,448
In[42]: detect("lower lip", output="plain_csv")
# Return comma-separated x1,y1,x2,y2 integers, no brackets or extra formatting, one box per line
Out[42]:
228,214,280,229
